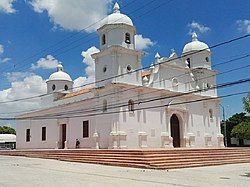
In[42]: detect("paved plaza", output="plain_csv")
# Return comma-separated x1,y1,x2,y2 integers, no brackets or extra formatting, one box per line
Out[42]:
0,156,249,187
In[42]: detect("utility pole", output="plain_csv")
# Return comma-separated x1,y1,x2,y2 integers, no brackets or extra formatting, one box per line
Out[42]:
220,104,227,147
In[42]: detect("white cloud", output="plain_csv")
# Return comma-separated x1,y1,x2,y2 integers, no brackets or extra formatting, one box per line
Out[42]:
0,54,61,117
73,77,87,90
0,48,100,117
135,34,154,50
0,0,16,14
73,46,100,89
0,44,11,64
0,54,60,117
0,75,47,118
31,55,60,70
236,19,250,34
1,58,11,63
82,46,99,78
188,21,211,34
5,72,34,82
29,0,112,32
0,44,4,54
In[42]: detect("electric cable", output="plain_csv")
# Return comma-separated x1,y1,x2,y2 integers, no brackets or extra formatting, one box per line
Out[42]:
0,34,249,104
1,52,249,115
8,77,250,120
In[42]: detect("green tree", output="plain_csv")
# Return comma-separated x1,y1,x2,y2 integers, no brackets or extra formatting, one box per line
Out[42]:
226,93,250,145
221,112,249,146
0,126,16,134
231,121,250,140
243,93,250,113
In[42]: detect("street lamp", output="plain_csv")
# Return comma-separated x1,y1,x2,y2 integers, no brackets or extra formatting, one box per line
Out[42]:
220,104,227,147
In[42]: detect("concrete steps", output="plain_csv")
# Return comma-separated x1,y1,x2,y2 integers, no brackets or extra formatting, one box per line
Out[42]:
0,148,250,170
151,158,250,169
30,152,250,162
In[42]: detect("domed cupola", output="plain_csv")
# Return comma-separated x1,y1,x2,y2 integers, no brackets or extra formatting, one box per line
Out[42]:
46,63,73,94
100,2,133,27
97,2,136,50
183,32,210,54
182,32,211,69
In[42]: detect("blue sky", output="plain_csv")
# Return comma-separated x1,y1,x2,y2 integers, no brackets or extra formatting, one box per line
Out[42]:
0,0,250,127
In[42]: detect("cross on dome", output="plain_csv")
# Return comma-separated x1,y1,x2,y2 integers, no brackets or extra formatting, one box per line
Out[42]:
113,2,120,13
99,2,133,28
155,52,161,59
192,32,198,41
57,63,63,72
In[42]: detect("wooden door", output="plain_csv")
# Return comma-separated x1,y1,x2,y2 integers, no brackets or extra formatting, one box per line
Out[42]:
170,114,180,147
61,124,66,149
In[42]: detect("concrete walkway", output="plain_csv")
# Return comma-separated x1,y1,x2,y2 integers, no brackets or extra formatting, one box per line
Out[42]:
0,156,249,187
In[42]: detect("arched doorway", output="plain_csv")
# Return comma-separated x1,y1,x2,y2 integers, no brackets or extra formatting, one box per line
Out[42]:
170,114,180,147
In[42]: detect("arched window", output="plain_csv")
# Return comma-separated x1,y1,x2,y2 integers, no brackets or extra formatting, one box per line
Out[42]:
52,84,56,91
125,33,131,44
186,58,191,68
172,78,178,91
64,85,68,91
102,34,106,45
205,57,209,62
128,99,134,112
103,66,107,73
126,65,132,72
209,109,213,119
103,99,107,112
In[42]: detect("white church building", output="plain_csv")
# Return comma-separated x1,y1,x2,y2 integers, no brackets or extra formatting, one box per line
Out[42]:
16,3,224,149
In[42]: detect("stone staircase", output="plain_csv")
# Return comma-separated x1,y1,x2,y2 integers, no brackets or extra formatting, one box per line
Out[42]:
0,148,250,169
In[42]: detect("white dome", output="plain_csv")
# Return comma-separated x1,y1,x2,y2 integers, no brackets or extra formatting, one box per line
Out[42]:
100,2,133,28
48,64,72,82
183,33,210,54
48,71,72,82
0,134,16,143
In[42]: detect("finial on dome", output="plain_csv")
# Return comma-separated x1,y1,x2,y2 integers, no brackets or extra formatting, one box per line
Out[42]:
192,32,198,41
57,62,63,72
155,52,161,59
113,2,120,13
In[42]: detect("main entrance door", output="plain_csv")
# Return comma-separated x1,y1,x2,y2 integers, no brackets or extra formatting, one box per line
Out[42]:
61,124,67,149
170,114,180,147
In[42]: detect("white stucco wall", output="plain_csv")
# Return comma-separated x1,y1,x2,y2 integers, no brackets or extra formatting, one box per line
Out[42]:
47,80,73,94
16,119,58,149
16,85,222,150
16,7,223,150
98,24,135,51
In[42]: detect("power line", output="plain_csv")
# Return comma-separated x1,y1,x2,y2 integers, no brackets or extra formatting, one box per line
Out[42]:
213,54,250,67
2,53,250,116
0,34,249,105
2,0,166,73
0,0,140,73
50,0,175,59
33,79,250,119
9,89,250,121
9,77,250,120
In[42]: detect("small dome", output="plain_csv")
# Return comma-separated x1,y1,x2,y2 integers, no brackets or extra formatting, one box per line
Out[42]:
48,64,72,82
100,2,133,28
0,134,16,143
183,32,210,54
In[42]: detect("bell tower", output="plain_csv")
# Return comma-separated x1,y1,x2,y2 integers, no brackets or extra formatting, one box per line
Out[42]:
98,2,136,51
182,33,217,96
92,2,143,88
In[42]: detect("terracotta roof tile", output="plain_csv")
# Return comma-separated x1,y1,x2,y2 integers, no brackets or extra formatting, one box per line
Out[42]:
141,71,151,77
61,88,92,99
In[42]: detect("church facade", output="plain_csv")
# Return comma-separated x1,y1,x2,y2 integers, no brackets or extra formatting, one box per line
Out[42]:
16,3,224,150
